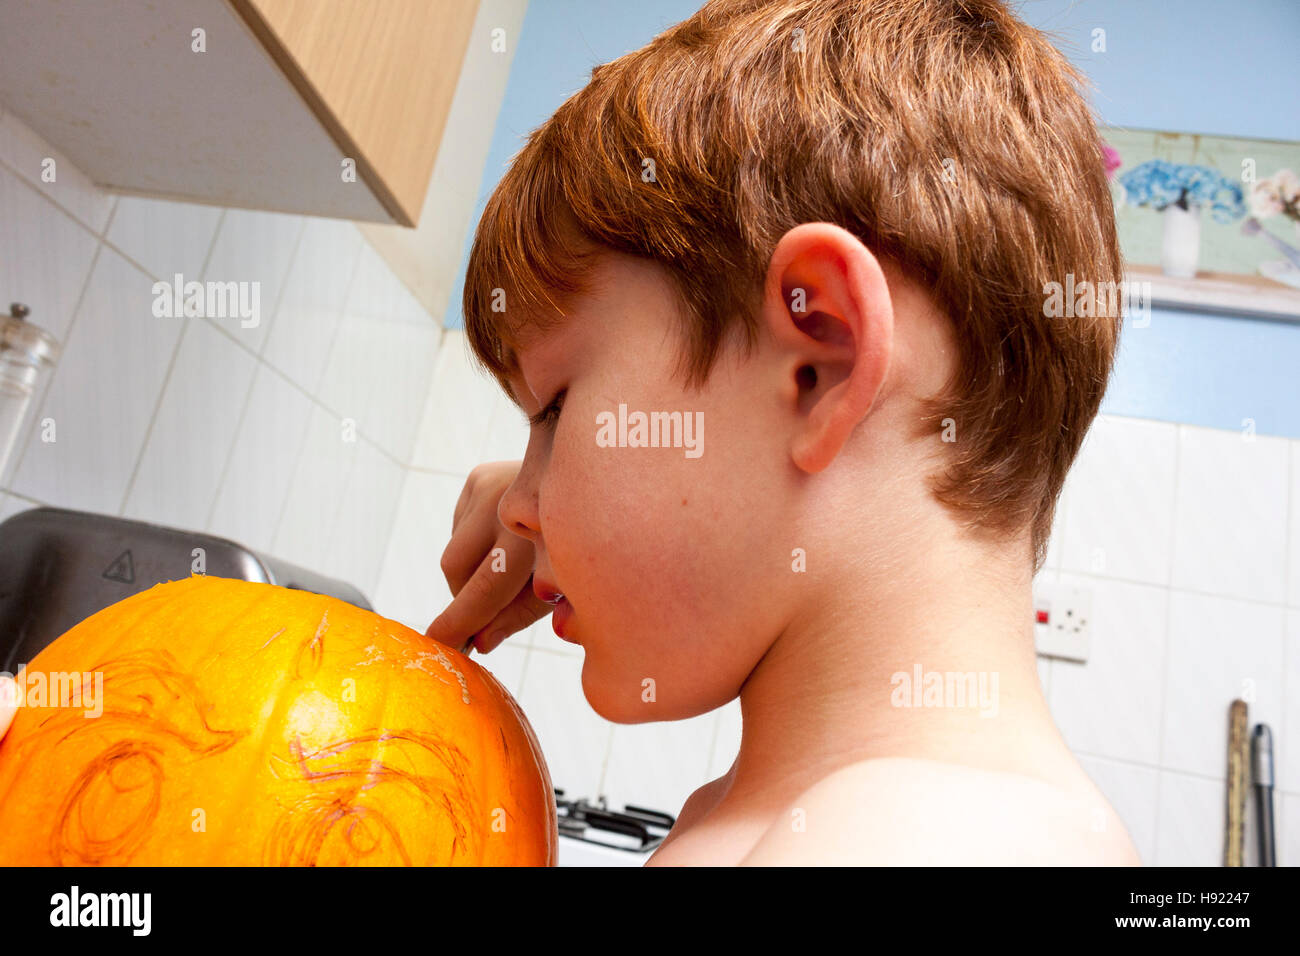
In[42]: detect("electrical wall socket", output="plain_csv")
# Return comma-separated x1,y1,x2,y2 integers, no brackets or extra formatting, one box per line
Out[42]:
1033,582,1091,663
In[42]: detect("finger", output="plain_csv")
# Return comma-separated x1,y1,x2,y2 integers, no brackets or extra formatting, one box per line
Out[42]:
425,549,532,649
451,473,478,531
439,522,493,598
468,585,554,654
439,513,512,596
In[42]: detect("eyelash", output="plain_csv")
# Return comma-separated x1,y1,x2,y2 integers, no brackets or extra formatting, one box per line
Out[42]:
527,388,566,429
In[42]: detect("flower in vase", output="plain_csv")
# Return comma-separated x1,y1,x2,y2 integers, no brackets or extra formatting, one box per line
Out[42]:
1118,159,1246,224
1249,169,1300,222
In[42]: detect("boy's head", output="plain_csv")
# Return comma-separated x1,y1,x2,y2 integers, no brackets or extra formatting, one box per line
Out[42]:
462,0,1121,720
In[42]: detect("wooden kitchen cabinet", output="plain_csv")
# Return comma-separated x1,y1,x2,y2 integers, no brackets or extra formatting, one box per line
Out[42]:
0,0,480,226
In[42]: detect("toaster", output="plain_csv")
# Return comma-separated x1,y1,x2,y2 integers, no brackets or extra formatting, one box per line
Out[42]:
0,505,372,673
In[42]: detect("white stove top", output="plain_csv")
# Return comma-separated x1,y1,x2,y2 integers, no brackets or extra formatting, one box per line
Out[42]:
553,791,672,867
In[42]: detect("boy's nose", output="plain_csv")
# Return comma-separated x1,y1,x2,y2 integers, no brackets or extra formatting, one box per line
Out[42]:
497,460,542,542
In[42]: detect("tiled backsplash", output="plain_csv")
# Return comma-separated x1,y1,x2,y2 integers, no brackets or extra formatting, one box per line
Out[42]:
3,102,1297,868
0,104,435,606
1039,414,1299,866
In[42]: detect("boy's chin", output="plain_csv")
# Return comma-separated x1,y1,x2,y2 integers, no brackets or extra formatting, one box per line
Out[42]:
580,674,646,723
579,665,710,724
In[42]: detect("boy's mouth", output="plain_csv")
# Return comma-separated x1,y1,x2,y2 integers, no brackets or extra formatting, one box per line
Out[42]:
533,576,577,643
551,597,575,641
533,576,564,604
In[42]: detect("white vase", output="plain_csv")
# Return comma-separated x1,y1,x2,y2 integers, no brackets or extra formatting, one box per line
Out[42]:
1161,203,1201,278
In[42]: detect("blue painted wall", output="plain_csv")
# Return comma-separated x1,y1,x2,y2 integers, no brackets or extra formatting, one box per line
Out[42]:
445,0,1300,437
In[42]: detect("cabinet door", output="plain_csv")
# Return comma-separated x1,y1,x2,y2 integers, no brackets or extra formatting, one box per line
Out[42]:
232,0,481,226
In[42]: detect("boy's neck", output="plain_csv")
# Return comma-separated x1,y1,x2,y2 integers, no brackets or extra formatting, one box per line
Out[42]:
715,524,1069,819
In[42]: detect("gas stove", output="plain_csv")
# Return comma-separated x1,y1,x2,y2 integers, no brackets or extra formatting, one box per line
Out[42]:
554,790,675,867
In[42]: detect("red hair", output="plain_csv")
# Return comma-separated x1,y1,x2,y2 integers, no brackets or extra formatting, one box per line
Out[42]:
463,0,1121,568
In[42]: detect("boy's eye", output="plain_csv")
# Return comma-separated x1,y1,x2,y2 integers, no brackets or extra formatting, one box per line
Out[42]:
527,389,566,429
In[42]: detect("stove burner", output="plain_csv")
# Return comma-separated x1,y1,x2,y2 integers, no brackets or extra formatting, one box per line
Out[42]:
555,789,675,853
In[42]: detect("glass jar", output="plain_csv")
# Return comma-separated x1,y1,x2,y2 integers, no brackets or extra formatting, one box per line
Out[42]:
0,304,60,484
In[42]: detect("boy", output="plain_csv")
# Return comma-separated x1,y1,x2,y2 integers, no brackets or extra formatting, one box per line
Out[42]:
426,0,1140,865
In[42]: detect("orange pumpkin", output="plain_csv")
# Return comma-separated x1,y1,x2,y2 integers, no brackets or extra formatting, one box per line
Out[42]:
0,575,556,866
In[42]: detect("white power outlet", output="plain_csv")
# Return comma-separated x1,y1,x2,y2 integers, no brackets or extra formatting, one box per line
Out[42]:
1034,583,1091,662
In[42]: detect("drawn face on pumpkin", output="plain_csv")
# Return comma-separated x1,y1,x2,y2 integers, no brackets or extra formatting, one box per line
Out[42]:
0,578,557,866
497,249,802,724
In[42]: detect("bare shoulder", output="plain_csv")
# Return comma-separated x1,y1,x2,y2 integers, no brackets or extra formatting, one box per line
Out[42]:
737,756,1141,866
668,771,732,836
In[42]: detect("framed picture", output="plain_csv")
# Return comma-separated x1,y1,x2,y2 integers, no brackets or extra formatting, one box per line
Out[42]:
1101,126,1300,322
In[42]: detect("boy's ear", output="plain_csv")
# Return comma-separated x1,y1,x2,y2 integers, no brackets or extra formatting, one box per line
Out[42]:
763,223,895,474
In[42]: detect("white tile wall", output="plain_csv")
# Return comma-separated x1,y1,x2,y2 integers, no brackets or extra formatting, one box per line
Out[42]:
9,246,186,513
410,330,501,473
105,196,223,283
602,713,718,816
1289,443,1300,608
1155,771,1226,867
711,697,743,779
121,315,258,531
0,163,98,346
373,469,468,634
261,217,363,395
515,649,616,801
1170,425,1290,604
201,207,305,356
1059,415,1178,584
269,402,360,572
320,311,441,465
207,364,315,553
1284,610,1300,795
326,436,405,600
319,243,417,443
1283,793,1299,868
0,110,442,618
1042,414,1298,867
1159,592,1285,779
481,387,531,464
477,642,529,704
0,491,30,523
0,105,115,234
1050,574,1168,765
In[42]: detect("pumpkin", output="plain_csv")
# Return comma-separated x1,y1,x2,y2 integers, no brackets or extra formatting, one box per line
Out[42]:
0,575,557,866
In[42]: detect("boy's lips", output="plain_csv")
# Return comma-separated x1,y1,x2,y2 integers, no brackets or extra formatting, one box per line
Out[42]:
532,576,563,604
533,576,578,643
551,597,575,641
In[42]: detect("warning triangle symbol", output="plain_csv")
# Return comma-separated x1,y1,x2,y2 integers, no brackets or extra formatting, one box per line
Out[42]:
103,549,135,584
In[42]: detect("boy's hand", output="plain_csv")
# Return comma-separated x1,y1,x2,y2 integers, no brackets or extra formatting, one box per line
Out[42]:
424,461,554,655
